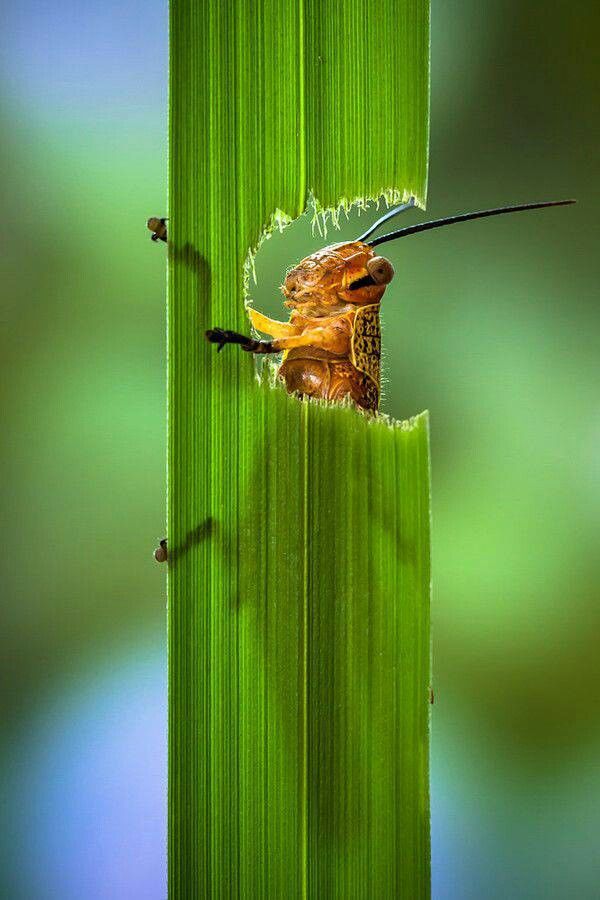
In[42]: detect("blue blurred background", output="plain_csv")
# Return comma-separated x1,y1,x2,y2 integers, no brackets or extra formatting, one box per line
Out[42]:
1,2,598,897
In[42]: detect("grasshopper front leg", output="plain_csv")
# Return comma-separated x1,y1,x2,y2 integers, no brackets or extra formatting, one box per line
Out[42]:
206,326,347,355
247,308,298,338
205,328,278,353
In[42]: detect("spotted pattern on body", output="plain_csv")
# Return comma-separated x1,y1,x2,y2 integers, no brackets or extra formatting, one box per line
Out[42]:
351,304,381,407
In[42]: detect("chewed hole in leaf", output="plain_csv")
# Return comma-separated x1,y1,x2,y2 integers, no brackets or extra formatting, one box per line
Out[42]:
244,194,422,404
244,193,421,321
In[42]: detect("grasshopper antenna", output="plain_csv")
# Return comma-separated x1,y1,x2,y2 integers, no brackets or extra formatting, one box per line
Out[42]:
368,199,576,247
356,197,416,242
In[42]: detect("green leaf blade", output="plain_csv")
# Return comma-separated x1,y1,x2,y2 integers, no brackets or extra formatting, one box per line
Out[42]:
169,0,431,896
305,0,430,209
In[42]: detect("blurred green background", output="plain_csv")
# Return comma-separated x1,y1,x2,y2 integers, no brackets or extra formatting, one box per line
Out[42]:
1,1,598,897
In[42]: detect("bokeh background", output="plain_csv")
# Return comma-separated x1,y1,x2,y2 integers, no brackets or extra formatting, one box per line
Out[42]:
1,1,598,897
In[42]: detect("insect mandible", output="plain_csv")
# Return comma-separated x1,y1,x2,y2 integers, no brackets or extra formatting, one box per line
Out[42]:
205,198,575,413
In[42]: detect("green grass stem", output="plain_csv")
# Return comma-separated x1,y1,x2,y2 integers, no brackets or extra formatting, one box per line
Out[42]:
168,1,431,895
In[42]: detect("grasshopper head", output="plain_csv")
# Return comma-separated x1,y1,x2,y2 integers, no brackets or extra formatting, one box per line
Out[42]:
281,241,393,315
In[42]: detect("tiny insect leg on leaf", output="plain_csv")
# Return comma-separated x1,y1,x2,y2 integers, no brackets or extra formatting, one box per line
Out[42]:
154,538,168,562
147,217,168,243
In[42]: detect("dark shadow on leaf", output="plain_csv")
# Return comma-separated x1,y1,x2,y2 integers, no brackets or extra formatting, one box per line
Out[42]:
169,516,215,564
169,241,208,279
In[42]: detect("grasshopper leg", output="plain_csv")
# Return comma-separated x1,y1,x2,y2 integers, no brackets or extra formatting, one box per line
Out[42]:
154,538,168,563
206,328,277,353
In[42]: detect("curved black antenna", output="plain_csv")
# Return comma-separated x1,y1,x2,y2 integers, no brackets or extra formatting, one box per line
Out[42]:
356,197,416,242
368,199,576,247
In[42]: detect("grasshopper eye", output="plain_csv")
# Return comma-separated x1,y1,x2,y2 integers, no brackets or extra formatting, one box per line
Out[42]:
366,256,394,284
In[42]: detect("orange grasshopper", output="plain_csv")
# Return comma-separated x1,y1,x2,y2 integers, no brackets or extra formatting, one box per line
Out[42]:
206,198,575,413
